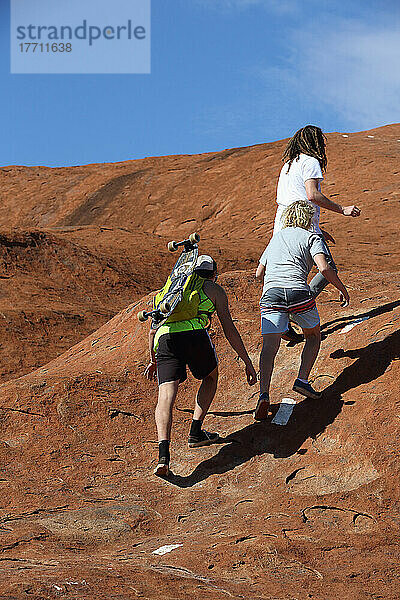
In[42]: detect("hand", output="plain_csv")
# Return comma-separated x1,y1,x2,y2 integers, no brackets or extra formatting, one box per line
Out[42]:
340,290,350,307
144,362,157,381
320,229,335,244
342,205,361,217
245,362,257,386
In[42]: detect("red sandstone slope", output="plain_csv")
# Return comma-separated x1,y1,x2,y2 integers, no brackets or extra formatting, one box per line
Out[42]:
0,227,171,381
1,124,399,248
0,125,399,596
0,124,399,382
0,267,399,598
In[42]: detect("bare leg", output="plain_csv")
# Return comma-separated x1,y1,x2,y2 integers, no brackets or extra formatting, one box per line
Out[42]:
309,243,337,297
298,325,321,380
254,333,281,420
193,367,218,422
259,333,281,395
189,367,220,446
155,380,180,441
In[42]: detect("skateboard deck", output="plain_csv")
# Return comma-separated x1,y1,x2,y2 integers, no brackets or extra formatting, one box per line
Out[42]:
271,398,296,425
138,233,200,327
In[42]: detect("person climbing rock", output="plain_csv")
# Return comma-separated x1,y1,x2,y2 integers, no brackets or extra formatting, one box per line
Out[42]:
254,201,350,420
271,124,360,342
144,255,257,477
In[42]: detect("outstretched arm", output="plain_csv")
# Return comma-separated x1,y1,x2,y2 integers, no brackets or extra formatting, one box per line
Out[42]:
213,285,257,385
305,179,361,217
314,253,350,307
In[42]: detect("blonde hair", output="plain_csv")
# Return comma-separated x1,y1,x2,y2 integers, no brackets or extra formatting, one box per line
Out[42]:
282,200,315,230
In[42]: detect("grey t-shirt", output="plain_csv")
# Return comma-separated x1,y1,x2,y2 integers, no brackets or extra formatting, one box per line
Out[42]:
260,227,327,295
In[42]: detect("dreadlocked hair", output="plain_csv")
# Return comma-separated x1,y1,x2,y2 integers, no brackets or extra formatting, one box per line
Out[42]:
283,125,327,173
282,200,315,231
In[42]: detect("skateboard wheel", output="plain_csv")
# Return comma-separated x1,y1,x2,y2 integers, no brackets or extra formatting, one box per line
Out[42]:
137,310,148,322
159,301,171,314
189,232,200,244
168,241,178,252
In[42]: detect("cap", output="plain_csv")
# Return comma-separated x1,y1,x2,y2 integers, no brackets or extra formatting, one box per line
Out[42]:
195,255,214,271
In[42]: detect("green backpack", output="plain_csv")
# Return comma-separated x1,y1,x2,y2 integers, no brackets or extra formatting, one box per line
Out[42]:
153,273,206,324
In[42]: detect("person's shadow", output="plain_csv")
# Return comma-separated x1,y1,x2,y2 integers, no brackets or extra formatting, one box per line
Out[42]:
167,327,400,488
320,299,400,339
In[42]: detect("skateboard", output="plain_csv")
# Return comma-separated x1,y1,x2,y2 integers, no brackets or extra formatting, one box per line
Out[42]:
137,232,200,327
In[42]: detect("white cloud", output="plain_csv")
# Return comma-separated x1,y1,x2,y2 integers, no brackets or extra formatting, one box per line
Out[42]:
268,22,400,128
194,10,400,144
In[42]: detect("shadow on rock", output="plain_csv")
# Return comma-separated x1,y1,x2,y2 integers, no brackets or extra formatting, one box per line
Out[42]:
169,328,400,488
321,299,400,339
326,328,400,395
168,395,343,488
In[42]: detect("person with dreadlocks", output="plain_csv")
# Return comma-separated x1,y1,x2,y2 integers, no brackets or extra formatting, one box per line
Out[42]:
272,124,360,342
253,200,350,418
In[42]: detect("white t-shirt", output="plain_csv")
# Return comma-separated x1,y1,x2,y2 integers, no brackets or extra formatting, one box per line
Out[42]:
273,153,323,234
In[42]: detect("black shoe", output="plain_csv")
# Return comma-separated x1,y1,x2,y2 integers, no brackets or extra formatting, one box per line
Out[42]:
188,429,220,448
153,456,170,477
293,378,322,400
282,323,304,343
254,392,270,421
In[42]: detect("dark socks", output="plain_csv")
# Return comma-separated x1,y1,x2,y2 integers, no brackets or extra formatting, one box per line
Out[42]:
189,419,202,437
158,440,170,463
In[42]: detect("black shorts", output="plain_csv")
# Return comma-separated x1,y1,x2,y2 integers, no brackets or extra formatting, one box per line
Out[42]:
156,329,218,385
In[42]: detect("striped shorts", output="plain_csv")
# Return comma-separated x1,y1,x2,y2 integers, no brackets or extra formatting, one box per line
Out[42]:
260,287,320,334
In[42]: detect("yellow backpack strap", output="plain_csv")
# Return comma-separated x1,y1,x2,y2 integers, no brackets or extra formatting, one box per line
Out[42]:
154,276,173,309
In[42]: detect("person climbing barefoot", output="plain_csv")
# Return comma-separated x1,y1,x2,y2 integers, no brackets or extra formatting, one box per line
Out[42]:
254,201,350,420
271,124,360,342
144,255,257,477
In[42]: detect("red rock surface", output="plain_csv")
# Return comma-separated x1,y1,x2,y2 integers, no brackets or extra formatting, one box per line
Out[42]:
1,124,399,380
0,124,399,598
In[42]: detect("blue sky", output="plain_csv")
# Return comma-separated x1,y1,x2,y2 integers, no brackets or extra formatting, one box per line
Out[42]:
1,0,399,167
